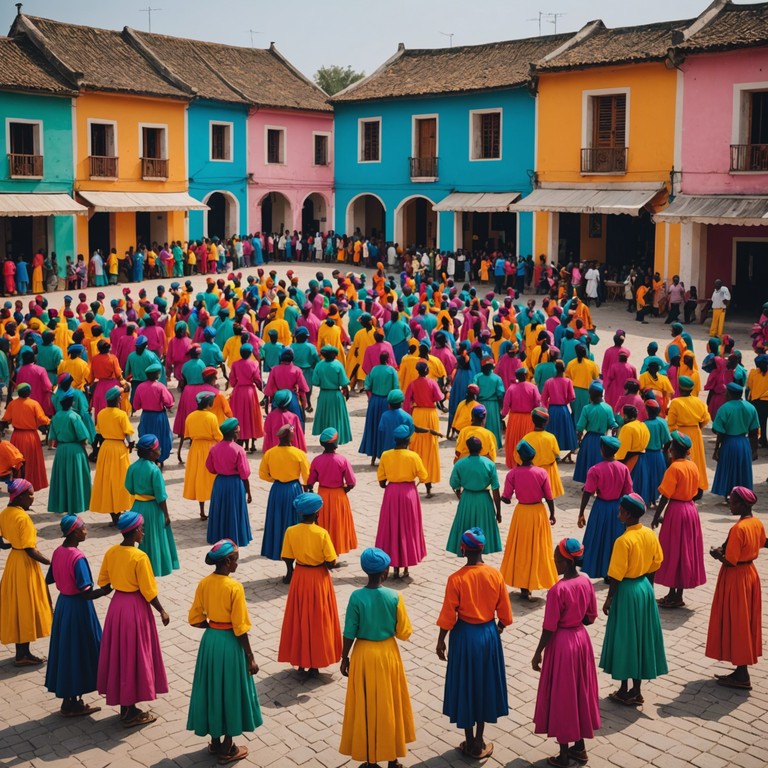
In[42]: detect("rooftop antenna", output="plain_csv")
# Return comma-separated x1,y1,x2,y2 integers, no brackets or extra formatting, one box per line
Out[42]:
527,12,544,36
545,12,565,34
439,31,454,47
140,6,161,33
249,29,261,47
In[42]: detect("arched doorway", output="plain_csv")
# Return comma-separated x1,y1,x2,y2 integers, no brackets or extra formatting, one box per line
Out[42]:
345,193,385,239
396,195,437,249
260,192,292,236
204,190,239,240
302,192,328,234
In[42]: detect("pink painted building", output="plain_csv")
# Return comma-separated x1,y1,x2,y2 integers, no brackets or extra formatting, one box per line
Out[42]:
655,1,768,312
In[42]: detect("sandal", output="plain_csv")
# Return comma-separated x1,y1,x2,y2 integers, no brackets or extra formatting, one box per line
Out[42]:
473,742,494,759
715,676,752,690
60,702,101,718
218,745,249,764
123,710,157,727
14,655,44,667
568,748,588,765
609,690,641,706
657,596,686,609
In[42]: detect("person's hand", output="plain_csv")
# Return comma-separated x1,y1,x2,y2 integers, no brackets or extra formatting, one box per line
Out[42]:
710,547,723,561
550,514,556,526
340,657,350,677
577,513,586,529
496,510,502,524
651,516,662,530
246,491,252,504
101,584,113,596
164,514,171,527
160,610,170,626
248,657,259,676
602,597,612,616
436,638,447,661
713,448,720,462
532,650,542,672
496,620,505,634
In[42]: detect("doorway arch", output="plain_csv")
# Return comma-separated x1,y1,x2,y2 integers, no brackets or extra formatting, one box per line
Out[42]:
345,193,386,239
395,195,438,249
302,192,329,234
203,190,240,239
260,191,293,235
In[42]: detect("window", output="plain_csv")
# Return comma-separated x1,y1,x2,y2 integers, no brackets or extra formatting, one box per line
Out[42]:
90,122,116,157
591,94,626,148
266,128,285,164
470,110,501,160
141,126,166,159
210,122,232,161
359,118,381,162
7,120,42,177
581,91,628,173
313,133,329,166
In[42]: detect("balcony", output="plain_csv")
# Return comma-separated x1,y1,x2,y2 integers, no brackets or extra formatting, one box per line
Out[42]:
581,147,627,174
730,144,768,172
8,153,43,178
409,156,438,180
89,155,118,179
141,157,168,179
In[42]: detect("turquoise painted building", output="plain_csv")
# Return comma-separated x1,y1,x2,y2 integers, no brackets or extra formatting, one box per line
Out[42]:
331,35,568,255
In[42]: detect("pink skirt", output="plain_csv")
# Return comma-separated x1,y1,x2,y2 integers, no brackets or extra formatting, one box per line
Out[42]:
229,384,264,440
97,590,168,707
655,499,707,589
173,384,206,435
92,378,121,419
374,482,426,568
533,624,601,743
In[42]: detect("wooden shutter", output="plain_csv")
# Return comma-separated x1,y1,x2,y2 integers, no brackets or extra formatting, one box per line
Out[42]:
363,121,379,161
592,94,626,148
480,113,500,159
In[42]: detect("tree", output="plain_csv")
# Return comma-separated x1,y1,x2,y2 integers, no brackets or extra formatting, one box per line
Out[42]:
314,65,365,96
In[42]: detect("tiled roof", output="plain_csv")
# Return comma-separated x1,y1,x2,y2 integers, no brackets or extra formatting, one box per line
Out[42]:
0,36,75,95
331,34,571,103
680,1,768,52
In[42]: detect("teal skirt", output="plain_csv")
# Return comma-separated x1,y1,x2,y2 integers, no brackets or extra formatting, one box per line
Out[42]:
446,490,502,555
187,627,262,738
599,576,668,681
47,442,91,515
572,387,591,425
312,389,352,445
135,499,179,578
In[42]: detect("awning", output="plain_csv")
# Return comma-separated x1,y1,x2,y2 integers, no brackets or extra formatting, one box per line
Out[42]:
78,191,208,213
0,193,87,217
432,192,521,213
513,187,663,216
653,195,768,226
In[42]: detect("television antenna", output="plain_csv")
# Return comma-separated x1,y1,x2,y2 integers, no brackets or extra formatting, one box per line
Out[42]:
439,31,455,48
527,11,565,36
249,29,261,47
140,6,161,33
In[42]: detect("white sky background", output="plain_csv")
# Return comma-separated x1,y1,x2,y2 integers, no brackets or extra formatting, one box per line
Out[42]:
2,0,729,81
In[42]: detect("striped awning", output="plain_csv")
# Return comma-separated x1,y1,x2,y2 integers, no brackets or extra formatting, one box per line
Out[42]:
513,187,663,216
78,191,208,212
653,195,768,226
0,193,87,216
433,191,521,213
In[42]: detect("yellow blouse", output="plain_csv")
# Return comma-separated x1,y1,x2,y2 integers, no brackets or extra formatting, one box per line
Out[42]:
188,573,251,636
514,429,560,467
0,504,36,549
607,524,663,581
184,409,223,442
639,371,674,397
667,395,709,430
259,445,310,484
455,425,498,461
565,358,600,389
377,448,428,483
616,420,650,459
98,543,158,601
96,407,134,440
57,357,91,390
281,523,337,565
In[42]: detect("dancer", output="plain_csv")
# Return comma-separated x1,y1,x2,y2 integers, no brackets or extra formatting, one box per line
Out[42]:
312,346,352,444
667,375,709,493
229,344,264,452
501,367,541,469
541,361,577,461
182,392,223,520
132,363,174,467
573,381,617,484
516,408,565,499
633,399,670,507
1,383,50,490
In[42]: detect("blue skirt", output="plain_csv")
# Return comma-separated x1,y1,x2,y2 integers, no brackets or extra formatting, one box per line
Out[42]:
287,391,305,429
546,403,577,451
581,497,625,579
45,594,102,699
573,432,602,483
448,368,473,429
138,410,174,463
392,340,409,365
712,434,753,497
443,619,509,728
208,474,252,547
261,479,302,560
359,393,388,457
634,449,666,506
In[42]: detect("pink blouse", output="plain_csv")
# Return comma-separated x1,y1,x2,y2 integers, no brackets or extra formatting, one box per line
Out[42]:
308,452,357,489
583,459,633,500
133,380,174,412
541,376,575,407
502,464,552,502
205,439,250,479
501,381,541,416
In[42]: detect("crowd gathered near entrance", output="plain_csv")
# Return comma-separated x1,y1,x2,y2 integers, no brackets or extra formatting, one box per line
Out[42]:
0,236,765,768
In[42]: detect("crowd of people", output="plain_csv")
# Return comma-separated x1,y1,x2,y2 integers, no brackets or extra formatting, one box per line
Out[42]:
0,253,765,767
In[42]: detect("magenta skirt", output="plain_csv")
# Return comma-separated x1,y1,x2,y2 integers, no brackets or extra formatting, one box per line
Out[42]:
374,482,427,568
229,384,263,440
97,590,168,707
173,384,206,435
92,378,120,420
655,499,707,590
533,624,601,743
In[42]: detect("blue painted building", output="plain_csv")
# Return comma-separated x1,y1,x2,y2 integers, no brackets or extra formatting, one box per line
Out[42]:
331,35,568,254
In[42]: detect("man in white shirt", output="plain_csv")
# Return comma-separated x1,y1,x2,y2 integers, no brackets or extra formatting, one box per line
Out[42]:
585,262,601,307
665,275,686,324
387,243,397,268
446,253,456,279
709,278,731,338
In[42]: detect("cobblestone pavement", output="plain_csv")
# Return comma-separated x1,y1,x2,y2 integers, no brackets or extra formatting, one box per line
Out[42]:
0,264,766,768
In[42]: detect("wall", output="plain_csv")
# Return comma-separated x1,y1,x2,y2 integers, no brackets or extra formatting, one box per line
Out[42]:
247,107,334,234
681,48,768,195
332,88,536,252
706,223,768,295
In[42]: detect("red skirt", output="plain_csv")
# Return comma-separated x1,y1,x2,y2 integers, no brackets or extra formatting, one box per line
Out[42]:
317,486,357,555
505,412,534,468
229,385,264,440
11,428,47,491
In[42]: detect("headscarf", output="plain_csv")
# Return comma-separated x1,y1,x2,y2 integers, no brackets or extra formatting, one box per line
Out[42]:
8,478,33,501
220,417,239,435
293,492,324,518
517,439,536,462
117,511,143,533
471,404,486,419
678,376,694,390
393,424,411,441
619,493,646,517
531,406,549,422
60,514,84,537
105,386,122,403
387,389,404,404
732,486,757,506
137,434,160,451
272,390,292,409
558,537,584,562
196,391,216,405
600,435,621,453
460,527,485,552
206,538,238,564
320,427,339,444
360,547,391,574
671,430,692,449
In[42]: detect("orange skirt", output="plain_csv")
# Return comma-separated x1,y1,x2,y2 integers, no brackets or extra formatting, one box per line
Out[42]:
317,486,357,555
505,412,534,469
277,565,342,669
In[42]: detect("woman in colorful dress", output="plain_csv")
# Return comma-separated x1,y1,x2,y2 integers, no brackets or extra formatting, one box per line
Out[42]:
577,436,633,580
45,515,110,716
375,424,428,580
616,405,651,486
473,357,505,447
517,407,565,499
206,418,252,547
541,360,578,461
436,527,513,760
47,392,92,515
667,375,710,495
182,392,223,521
447,437,501,556
360,352,400,463
132,363,174,467
262,389,306,451
532,538,600,767
634,399,671,507
279,492,342,678
1,383,49,490
312,345,352,445
308,428,357,556
90,386,134,526
600,493,667,706
165,322,191,384
264,347,309,427
573,381,616,483
702,337,727,420
259,424,310,580
53,372,96,446
187,539,262,762
501,368,541,469
651,431,706,609
339,548,415,768
97,512,169,726
90,340,125,419
0,479,52,665
565,344,600,425
705,486,766,690
500,439,557,601
126,434,179,578
229,343,264,452
447,344,473,434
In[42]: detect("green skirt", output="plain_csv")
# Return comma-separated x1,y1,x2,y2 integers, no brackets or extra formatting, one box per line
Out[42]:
312,389,352,445
446,490,502,556
572,387,591,425
47,442,91,515
135,500,179,578
187,627,263,738
599,576,668,681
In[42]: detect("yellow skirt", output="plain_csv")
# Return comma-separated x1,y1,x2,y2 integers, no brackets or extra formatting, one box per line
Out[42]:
0,550,52,644
410,406,440,484
542,460,564,498
90,439,134,513
677,424,709,490
499,502,557,590
183,438,217,501
339,637,415,763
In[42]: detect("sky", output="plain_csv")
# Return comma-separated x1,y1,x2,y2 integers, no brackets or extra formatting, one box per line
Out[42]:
1,0,731,81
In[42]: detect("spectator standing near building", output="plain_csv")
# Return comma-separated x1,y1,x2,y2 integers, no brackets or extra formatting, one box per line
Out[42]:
709,279,731,339
666,276,685,324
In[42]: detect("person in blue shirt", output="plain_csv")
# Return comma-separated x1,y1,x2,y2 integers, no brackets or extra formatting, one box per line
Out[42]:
251,235,263,266
516,257,527,297
15,257,29,294
493,256,506,294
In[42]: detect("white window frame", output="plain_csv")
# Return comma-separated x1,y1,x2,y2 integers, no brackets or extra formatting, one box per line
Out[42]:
358,117,382,163
411,113,440,159
732,81,768,146
86,118,118,157
138,122,168,159
264,125,287,165
5,117,44,157
209,120,234,163
468,108,502,162
581,87,631,151
312,130,332,167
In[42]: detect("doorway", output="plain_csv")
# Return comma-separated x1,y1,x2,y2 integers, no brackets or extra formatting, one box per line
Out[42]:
606,210,655,271
136,212,151,249
397,196,437,249
207,192,227,241
558,212,580,264
88,212,111,256
734,240,768,312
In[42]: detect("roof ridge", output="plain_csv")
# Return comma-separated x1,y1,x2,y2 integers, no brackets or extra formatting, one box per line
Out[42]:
195,50,252,103
122,26,197,97
10,13,81,86
538,19,604,65
331,44,407,101
401,32,571,55
266,43,330,105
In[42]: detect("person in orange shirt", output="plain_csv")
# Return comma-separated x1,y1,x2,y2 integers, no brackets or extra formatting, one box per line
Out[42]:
635,278,651,324
1,383,50,490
